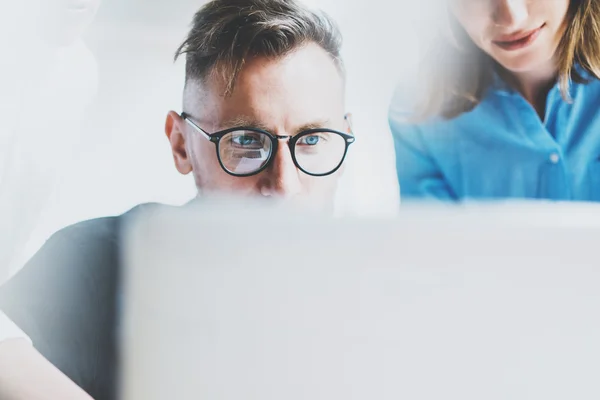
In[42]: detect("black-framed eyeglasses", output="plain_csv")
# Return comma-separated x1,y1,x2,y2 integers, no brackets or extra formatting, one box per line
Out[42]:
180,112,356,177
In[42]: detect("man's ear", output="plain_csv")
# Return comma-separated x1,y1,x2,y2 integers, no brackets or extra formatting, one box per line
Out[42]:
165,111,193,175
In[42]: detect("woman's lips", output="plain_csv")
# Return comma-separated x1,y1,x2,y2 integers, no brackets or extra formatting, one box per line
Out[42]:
493,24,545,51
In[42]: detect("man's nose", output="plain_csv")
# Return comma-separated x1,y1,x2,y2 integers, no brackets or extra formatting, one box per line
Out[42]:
260,140,302,198
493,0,528,28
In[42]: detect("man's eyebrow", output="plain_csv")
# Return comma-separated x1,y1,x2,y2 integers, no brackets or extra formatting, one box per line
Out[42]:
295,119,332,133
219,117,332,134
220,116,271,131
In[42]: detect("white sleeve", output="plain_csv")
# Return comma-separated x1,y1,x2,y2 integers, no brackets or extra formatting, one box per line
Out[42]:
0,310,32,345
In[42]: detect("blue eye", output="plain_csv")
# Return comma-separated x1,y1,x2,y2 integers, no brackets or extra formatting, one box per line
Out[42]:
300,135,320,146
232,134,262,147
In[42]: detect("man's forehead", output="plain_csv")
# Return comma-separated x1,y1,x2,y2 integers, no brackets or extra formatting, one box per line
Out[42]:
184,44,344,100
183,45,345,131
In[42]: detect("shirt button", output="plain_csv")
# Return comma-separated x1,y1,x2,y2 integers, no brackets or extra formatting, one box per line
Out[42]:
549,153,560,164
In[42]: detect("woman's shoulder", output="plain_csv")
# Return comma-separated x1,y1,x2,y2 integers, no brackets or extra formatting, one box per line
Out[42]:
388,81,477,128
392,76,513,125
388,85,461,135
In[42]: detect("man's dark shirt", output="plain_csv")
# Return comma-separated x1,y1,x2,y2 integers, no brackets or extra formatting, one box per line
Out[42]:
0,205,153,399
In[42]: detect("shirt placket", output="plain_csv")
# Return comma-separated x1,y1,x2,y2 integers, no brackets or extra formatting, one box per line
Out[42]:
515,88,570,200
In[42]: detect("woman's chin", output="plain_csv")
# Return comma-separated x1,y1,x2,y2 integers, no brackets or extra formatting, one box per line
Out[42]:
493,53,551,76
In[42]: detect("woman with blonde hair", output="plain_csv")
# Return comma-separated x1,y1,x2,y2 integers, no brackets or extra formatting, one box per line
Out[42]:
389,0,600,201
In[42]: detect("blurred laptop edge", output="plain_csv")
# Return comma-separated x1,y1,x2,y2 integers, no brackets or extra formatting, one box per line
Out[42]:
122,201,600,400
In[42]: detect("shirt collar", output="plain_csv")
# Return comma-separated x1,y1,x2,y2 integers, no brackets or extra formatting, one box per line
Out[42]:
489,70,516,96
489,64,589,99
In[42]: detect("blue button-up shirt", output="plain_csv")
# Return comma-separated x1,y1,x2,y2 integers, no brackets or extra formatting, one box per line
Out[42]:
389,71,600,201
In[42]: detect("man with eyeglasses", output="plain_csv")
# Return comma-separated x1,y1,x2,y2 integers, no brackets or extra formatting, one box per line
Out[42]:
0,0,354,399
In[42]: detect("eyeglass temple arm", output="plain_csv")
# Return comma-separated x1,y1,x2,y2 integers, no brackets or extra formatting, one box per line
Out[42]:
344,114,355,133
344,114,356,143
181,113,211,140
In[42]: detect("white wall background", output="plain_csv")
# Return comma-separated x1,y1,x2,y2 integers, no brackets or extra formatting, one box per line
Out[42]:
2,0,439,272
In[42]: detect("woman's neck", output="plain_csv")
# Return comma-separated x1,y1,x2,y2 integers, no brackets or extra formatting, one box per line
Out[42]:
497,60,559,120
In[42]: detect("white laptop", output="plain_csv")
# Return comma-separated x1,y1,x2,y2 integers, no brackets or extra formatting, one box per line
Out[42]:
121,200,600,400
